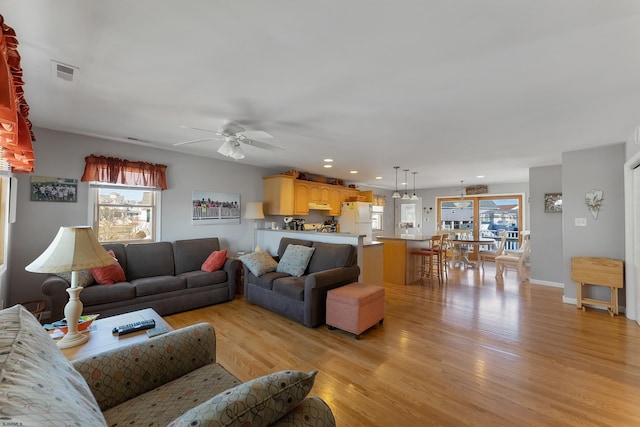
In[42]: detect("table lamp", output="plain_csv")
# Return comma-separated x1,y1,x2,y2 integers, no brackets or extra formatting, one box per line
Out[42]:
244,201,265,252
25,226,115,348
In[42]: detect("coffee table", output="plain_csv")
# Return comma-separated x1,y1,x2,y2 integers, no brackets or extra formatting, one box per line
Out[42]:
57,308,173,361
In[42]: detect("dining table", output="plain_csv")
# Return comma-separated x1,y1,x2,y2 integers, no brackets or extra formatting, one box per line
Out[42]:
448,238,496,268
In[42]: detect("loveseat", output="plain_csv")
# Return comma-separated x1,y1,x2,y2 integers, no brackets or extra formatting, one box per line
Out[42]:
41,237,239,321
243,237,360,327
0,304,336,426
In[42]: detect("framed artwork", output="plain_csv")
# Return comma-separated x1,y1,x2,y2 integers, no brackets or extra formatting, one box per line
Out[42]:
544,193,562,213
30,176,78,202
192,191,240,225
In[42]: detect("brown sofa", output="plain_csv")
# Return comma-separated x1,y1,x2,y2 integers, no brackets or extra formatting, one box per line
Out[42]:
243,237,360,327
41,237,239,320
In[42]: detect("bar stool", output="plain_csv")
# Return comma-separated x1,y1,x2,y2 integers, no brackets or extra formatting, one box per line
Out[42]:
412,234,446,285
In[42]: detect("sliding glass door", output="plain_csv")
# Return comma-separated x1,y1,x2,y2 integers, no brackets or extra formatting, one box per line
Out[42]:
437,194,524,257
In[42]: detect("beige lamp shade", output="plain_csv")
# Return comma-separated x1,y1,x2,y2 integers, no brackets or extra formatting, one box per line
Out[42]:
25,226,116,273
244,202,265,220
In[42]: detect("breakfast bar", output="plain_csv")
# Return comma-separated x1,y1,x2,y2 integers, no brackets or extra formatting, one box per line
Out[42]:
376,235,431,285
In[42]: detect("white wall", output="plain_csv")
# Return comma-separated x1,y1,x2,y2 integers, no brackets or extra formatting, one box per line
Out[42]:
10,128,277,306
529,165,563,285
561,143,625,304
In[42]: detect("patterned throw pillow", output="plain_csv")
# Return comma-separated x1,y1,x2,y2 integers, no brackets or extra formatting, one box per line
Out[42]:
55,270,94,287
276,244,315,277
167,370,317,427
90,250,126,285
201,249,227,272
239,250,278,277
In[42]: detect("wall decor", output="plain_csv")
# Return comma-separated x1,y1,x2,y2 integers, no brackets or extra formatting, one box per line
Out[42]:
585,189,604,219
192,191,240,225
30,176,78,202
544,193,562,213
465,185,488,195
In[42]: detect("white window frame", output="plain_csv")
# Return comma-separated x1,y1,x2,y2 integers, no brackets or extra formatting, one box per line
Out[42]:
371,205,384,232
88,183,161,243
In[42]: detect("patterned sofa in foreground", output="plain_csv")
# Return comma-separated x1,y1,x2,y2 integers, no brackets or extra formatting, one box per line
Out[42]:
0,305,336,426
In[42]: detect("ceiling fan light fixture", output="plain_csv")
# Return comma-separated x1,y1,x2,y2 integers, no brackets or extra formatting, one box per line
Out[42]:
217,138,235,157
229,142,245,160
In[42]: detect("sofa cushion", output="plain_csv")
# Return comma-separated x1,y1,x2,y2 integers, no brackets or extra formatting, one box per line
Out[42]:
240,251,278,276
102,363,241,427
125,241,175,280
179,270,228,289
0,305,107,426
201,249,227,272
277,237,314,259
277,244,315,277
90,250,126,285
131,276,186,297
273,276,306,301
249,271,290,290
174,238,220,275
307,242,355,273
81,281,136,305
168,370,317,427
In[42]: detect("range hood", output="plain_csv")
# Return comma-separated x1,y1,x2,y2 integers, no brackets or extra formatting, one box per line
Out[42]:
308,202,331,211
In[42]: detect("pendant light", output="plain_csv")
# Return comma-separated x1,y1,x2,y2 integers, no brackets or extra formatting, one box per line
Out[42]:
392,166,401,198
453,180,470,208
402,169,410,199
411,171,419,200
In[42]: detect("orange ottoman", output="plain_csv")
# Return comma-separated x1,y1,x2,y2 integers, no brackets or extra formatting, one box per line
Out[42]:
326,282,385,339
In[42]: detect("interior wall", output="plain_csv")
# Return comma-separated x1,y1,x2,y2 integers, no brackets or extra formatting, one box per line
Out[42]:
529,165,563,285
10,128,277,307
561,143,625,304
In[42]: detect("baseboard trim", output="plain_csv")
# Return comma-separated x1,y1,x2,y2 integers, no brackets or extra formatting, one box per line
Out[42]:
529,279,564,288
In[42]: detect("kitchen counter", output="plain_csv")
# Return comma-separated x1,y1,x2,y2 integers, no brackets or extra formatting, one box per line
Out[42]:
375,234,431,241
376,235,431,285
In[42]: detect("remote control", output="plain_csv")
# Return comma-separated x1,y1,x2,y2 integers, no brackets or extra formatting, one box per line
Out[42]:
112,319,156,336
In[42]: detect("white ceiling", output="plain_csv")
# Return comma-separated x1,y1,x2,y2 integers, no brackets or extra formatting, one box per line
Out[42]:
3,1,640,190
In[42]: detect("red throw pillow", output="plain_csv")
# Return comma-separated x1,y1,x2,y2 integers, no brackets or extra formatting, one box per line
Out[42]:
202,249,227,272
90,250,126,285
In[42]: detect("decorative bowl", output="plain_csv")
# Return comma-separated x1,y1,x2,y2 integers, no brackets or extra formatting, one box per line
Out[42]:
44,314,99,333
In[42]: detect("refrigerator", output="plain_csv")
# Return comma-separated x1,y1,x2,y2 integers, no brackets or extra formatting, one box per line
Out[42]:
339,202,373,243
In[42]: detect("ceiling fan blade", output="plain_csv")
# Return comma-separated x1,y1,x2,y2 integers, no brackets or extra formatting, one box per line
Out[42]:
173,138,214,146
238,136,284,151
240,130,273,140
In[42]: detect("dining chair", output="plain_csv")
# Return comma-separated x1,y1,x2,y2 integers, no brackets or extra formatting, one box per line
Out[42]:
495,231,530,279
478,230,507,268
450,229,472,268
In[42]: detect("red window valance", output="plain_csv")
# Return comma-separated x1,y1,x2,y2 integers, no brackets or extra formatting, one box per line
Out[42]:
81,155,168,190
0,14,35,173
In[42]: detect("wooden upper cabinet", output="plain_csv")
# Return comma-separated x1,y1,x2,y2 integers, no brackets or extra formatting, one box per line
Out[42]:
263,175,295,215
294,181,310,215
263,174,360,217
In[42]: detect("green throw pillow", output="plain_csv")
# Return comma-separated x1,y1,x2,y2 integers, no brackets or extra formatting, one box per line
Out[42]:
276,244,315,277
239,250,278,277
168,370,317,427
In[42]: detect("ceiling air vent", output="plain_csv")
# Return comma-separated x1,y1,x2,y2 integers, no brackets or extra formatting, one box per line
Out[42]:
50,60,78,82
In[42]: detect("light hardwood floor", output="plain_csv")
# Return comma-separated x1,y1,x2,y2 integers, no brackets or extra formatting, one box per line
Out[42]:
165,265,640,426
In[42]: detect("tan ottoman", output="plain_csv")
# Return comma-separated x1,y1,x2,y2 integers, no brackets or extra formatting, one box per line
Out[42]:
326,282,385,339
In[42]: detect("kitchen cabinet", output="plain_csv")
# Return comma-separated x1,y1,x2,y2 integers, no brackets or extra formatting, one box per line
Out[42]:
263,175,294,215
294,181,310,215
263,174,362,216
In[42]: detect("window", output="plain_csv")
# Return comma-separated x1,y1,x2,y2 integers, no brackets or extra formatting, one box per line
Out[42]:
90,184,160,243
371,205,384,231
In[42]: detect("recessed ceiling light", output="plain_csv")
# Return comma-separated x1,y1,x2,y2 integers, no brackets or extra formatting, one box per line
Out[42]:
324,164,332,168
350,170,358,174
375,176,382,180
324,159,333,163
477,175,485,178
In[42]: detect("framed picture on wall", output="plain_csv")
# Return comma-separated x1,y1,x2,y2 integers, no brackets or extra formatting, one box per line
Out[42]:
544,193,562,213
30,176,78,202
192,190,240,225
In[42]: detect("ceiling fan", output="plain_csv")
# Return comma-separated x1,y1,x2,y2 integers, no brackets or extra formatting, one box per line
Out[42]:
174,120,283,160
